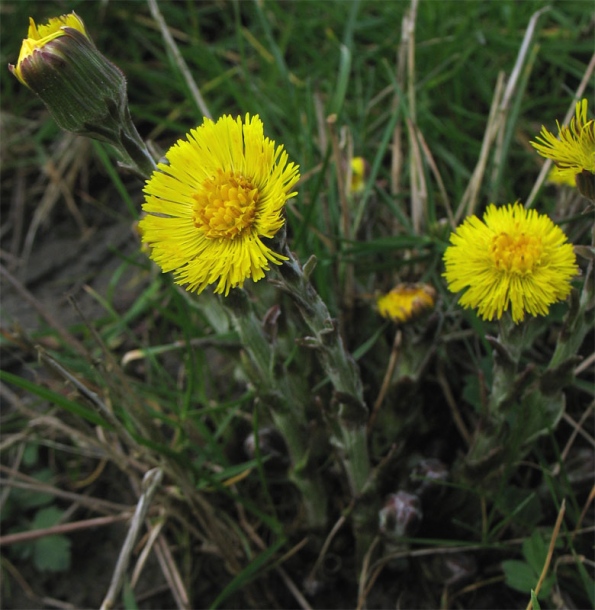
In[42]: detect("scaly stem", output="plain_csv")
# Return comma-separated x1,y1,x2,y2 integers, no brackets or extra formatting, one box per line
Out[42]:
224,289,328,530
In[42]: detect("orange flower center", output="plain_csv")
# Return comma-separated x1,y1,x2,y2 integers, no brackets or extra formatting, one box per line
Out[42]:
490,232,543,274
193,170,259,239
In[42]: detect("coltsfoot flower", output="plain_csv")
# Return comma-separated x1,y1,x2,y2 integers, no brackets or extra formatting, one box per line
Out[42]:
349,156,367,194
443,203,578,323
139,114,300,295
547,165,576,188
377,283,436,323
9,13,130,143
531,99,595,200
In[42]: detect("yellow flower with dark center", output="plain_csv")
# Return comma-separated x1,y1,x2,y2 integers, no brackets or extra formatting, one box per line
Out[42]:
443,203,578,323
10,13,87,86
139,114,300,295
377,283,436,323
531,99,595,199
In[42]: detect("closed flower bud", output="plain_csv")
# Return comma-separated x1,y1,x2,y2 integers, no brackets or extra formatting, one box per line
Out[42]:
379,491,422,539
10,14,126,139
243,427,288,471
9,13,155,177
410,457,449,499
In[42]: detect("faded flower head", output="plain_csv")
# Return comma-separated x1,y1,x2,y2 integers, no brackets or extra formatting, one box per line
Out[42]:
9,12,130,144
139,114,300,295
443,203,578,323
377,283,436,323
531,99,595,200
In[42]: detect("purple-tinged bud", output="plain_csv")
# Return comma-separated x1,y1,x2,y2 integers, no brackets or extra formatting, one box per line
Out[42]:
379,491,422,539
410,458,449,499
9,13,155,177
430,552,477,586
10,14,127,140
243,427,288,470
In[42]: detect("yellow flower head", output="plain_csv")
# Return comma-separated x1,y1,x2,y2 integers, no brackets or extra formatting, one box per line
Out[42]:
377,283,436,323
531,99,595,185
443,203,578,323
547,165,576,188
350,156,367,194
10,13,88,86
139,114,300,295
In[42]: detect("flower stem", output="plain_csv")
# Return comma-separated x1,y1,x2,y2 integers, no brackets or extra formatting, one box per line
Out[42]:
271,244,377,567
224,289,328,530
274,245,371,496
117,108,157,180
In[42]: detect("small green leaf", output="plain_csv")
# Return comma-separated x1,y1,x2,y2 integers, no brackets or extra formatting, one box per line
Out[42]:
33,535,71,572
32,506,63,529
122,579,139,610
530,589,541,610
502,559,536,593
23,443,39,467
523,530,548,575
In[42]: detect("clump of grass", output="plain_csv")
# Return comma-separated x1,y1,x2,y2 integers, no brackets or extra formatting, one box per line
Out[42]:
1,1,593,608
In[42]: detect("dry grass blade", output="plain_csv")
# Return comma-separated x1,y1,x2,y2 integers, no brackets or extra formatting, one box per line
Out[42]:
0,513,133,546
458,6,550,222
20,134,91,270
0,468,133,515
100,467,164,610
0,265,88,356
146,0,211,120
525,499,566,610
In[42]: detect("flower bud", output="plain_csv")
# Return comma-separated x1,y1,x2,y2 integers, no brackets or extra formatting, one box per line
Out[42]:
410,457,449,499
243,427,288,471
430,552,477,586
379,491,422,540
9,13,155,177
10,14,126,139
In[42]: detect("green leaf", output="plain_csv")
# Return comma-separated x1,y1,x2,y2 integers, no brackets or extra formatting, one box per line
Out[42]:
523,530,547,575
122,579,139,610
31,506,63,528
33,535,71,572
530,590,541,610
10,469,54,509
502,559,536,593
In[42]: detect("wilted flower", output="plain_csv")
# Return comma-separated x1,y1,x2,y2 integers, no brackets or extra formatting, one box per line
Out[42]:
531,99,595,200
9,13,131,144
377,283,436,323
443,203,578,323
139,114,300,295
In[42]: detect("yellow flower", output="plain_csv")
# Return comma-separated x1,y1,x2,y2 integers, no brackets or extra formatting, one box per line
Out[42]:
443,203,578,323
350,156,367,194
531,99,595,199
139,114,300,295
547,166,576,188
377,283,436,323
10,13,87,86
